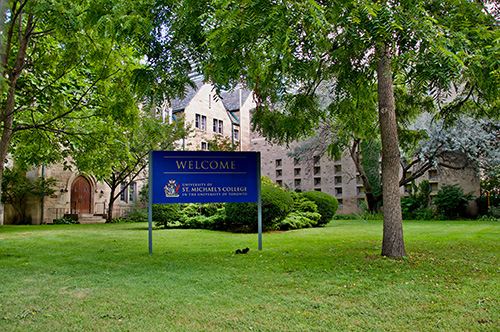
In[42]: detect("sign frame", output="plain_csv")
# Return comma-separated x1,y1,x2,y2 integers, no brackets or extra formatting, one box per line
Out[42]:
148,151,262,254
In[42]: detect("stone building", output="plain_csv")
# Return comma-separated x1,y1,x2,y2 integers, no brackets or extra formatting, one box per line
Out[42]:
253,134,480,214
1,81,480,224
168,81,254,152
1,81,256,225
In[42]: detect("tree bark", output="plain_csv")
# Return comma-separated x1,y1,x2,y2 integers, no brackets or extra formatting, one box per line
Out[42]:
377,42,406,258
0,12,34,224
107,187,116,223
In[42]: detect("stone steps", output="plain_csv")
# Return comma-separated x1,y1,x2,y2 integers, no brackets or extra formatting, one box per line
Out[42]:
78,214,107,224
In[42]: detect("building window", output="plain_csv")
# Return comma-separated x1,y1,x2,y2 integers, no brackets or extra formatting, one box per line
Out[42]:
314,166,321,175
276,170,282,177
233,128,239,141
195,114,206,131
213,119,224,134
314,178,321,186
195,114,201,129
356,175,363,184
405,184,412,193
201,115,206,131
209,94,212,109
429,169,438,179
335,187,343,196
335,176,342,185
276,180,283,187
129,182,136,202
334,165,342,173
276,159,282,167
338,199,343,206
431,183,439,192
201,142,208,151
314,188,322,191
313,155,321,165
294,168,301,176
294,179,301,188
357,186,365,195
120,183,128,202
294,158,300,166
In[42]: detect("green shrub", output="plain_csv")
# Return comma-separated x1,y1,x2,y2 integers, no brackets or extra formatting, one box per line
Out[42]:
357,210,384,221
433,185,474,219
478,214,500,221
476,195,500,216
178,204,227,230
401,180,434,220
401,198,436,220
124,208,148,223
177,203,226,229
181,209,228,230
179,204,201,219
293,195,318,213
153,204,181,228
278,211,321,230
261,185,294,230
333,214,359,220
225,184,294,231
52,217,79,225
489,205,500,219
199,203,224,217
300,191,338,226
224,201,257,231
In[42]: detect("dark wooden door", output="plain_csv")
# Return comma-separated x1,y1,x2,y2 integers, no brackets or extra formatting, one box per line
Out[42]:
71,176,91,214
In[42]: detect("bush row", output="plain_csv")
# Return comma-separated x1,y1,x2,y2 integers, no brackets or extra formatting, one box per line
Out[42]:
401,181,498,220
132,178,339,232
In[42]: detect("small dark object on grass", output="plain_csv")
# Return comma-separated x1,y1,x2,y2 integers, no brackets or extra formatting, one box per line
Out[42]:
235,247,250,254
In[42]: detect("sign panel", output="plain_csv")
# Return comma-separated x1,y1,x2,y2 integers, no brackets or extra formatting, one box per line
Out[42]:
150,151,259,204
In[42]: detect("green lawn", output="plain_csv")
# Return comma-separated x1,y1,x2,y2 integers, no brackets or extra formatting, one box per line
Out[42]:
0,220,499,331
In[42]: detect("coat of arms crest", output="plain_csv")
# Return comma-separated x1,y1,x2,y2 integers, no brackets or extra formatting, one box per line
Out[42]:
164,180,180,197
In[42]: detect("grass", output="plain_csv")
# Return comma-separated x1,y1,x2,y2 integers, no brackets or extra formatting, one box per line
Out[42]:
0,220,499,331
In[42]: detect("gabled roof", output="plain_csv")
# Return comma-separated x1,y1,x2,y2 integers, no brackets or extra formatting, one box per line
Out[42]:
169,80,204,111
168,82,253,127
220,89,252,111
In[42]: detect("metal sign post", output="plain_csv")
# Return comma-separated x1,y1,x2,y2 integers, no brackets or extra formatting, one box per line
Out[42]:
148,151,154,254
257,152,262,251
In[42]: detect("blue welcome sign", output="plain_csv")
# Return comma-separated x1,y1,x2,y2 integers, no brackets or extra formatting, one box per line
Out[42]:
148,151,262,254
150,151,260,204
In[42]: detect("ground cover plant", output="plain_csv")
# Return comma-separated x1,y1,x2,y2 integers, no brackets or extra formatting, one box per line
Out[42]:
1,220,499,331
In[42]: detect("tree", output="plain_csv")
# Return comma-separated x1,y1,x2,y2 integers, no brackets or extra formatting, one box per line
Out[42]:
1,166,55,224
71,112,187,223
0,0,162,224
162,0,500,257
205,134,240,152
288,82,431,213
410,115,500,173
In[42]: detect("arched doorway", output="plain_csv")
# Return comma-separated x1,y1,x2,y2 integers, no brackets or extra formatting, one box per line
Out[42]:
71,176,92,214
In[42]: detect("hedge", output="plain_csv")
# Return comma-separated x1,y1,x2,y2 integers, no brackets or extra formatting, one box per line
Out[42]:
300,191,338,226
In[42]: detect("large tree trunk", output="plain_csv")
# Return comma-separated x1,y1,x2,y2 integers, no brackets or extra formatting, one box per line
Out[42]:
0,82,18,225
376,42,406,258
107,190,116,223
0,117,13,225
0,13,34,225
